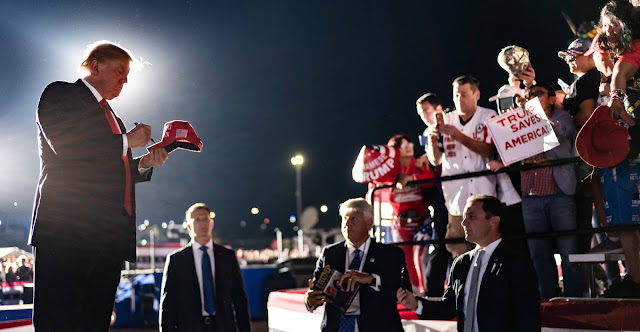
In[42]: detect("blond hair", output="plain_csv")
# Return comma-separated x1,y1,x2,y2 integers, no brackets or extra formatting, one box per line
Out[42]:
78,40,143,75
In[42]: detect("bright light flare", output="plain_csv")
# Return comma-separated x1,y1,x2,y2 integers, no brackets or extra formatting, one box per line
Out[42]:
251,207,259,215
290,155,304,166
320,205,328,213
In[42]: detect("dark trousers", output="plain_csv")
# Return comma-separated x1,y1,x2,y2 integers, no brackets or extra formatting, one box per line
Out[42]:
424,187,451,297
33,244,123,332
502,202,530,256
203,317,218,332
575,180,595,253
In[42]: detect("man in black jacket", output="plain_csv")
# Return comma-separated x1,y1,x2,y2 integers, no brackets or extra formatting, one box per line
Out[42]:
30,41,169,331
305,198,409,332
397,195,540,332
160,203,251,332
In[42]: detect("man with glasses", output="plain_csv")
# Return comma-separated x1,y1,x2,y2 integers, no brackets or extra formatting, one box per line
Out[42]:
490,82,581,300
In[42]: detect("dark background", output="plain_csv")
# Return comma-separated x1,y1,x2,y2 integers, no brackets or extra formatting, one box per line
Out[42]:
0,0,603,248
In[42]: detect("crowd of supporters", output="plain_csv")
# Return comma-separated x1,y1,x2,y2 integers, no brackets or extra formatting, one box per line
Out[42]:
1,255,33,284
369,0,640,299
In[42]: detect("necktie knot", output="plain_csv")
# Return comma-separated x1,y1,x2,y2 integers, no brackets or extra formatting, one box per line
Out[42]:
200,245,208,253
475,249,485,264
349,248,362,270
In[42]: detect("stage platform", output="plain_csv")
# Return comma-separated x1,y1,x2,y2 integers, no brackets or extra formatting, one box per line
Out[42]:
267,289,640,332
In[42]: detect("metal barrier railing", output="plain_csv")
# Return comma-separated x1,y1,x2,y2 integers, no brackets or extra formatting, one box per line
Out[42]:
368,156,640,245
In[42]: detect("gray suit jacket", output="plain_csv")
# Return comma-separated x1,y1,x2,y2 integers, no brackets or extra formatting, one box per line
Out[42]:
544,109,577,195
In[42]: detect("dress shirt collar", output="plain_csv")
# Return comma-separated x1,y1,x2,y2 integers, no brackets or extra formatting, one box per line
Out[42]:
192,239,214,252
473,238,501,260
346,237,371,257
81,78,104,102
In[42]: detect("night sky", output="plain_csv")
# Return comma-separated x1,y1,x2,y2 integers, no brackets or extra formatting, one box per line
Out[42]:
0,0,604,247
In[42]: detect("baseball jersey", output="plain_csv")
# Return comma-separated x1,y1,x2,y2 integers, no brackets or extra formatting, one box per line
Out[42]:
441,106,498,215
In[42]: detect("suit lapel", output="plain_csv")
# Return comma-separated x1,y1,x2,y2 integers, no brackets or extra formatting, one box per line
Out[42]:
456,253,473,311
480,242,505,288
361,239,376,273
326,242,346,273
183,245,203,310
74,79,128,137
213,243,225,305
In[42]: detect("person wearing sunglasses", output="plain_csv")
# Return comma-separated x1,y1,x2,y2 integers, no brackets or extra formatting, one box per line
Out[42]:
558,38,600,129
558,38,603,269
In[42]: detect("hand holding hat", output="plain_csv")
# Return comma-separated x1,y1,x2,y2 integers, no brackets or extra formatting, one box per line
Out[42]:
576,105,629,168
148,120,203,153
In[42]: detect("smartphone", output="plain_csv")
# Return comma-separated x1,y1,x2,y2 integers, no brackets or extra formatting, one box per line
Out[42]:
434,111,445,125
497,97,515,113
557,78,570,90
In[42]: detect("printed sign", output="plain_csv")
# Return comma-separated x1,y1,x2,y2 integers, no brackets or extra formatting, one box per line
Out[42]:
486,98,559,165
352,145,399,183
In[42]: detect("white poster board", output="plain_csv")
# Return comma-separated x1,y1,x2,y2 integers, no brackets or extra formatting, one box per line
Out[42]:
486,98,560,165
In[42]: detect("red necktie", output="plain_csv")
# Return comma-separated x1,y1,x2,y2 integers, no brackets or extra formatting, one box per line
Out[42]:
100,99,133,216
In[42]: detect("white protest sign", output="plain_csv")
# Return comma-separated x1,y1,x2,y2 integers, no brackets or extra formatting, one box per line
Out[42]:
486,97,559,165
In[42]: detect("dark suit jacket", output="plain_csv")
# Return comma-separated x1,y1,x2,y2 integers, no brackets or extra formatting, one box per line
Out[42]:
160,242,251,332
310,239,409,332
30,80,151,261
418,240,541,332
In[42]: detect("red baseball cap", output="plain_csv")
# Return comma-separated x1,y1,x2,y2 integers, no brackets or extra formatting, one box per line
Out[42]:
148,120,203,153
576,105,629,168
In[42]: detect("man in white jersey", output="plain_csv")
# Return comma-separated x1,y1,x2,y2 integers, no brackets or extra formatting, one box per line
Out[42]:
426,75,498,258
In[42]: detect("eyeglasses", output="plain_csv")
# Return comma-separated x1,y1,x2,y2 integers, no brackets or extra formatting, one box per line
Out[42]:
400,142,414,148
528,90,548,99
565,55,577,62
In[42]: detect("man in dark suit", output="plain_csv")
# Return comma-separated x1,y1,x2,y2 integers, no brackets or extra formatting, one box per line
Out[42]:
30,41,169,331
305,198,409,332
397,194,541,332
160,203,251,332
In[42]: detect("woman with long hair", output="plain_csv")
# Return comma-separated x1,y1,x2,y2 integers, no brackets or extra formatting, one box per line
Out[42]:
596,0,640,297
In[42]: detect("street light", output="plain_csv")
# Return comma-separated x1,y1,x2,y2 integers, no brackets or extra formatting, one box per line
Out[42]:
290,154,304,223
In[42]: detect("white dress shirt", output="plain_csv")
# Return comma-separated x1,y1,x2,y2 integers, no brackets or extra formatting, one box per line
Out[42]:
191,239,216,316
344,238,381,332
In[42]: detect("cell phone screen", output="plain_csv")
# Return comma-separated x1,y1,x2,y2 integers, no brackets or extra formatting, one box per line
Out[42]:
434,111,445,125
498,98,515,112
